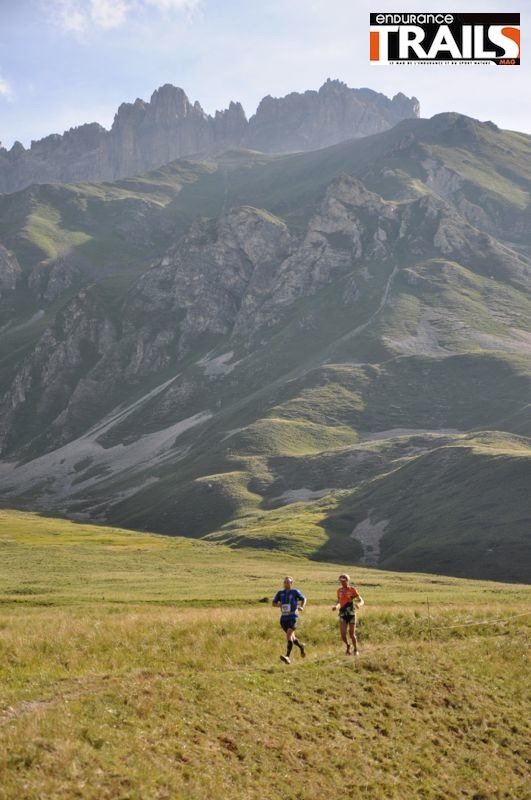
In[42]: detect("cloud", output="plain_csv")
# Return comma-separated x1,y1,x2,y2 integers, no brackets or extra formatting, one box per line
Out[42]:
54,0,130,33
144,0,199,8
90,0,129,29
0,76,12,99
55,0,91,32
144,0,199,11
53,0,199,33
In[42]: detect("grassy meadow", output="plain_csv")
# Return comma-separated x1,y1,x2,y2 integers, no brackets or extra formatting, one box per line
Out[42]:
0,510,529,800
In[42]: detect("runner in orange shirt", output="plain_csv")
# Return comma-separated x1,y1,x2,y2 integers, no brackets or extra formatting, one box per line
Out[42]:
332,573,364,655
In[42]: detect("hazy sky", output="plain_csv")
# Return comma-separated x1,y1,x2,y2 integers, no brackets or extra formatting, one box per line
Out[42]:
0,0,528,149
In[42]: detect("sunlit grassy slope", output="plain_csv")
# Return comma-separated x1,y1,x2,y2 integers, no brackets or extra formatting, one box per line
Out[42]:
0,511,529,800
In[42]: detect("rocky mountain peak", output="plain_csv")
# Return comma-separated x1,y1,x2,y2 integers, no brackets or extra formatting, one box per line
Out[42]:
8,140,26,158
149,83,194,117
247,80,419,153
0,81,419,194
319,77,348,93
391,91,421,117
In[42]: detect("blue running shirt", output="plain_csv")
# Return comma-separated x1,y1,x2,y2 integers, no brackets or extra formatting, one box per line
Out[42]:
273,588,305,615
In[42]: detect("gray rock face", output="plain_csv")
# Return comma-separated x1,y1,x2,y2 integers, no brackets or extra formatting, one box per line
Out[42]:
0,290,118,453
123,206,293,363
232,177,398,338
0,243,21,297
248,81,419,152
0,81,419,194
28,258,82,302
121,182,398,359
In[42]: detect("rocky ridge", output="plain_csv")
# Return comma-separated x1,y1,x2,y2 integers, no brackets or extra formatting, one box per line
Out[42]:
0,80,419,194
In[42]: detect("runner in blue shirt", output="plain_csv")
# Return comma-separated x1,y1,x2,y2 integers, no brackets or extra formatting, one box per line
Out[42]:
272,576,307,664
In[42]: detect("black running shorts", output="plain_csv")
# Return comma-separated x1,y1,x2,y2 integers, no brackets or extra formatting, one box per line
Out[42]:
339,602,356,625
280,615,298,631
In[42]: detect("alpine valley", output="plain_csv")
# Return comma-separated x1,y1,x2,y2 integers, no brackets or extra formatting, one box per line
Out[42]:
0,82,530,583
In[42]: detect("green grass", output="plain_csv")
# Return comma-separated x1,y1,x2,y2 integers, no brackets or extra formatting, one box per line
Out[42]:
230,418,359,456
22,203,92,263
268,383,365,424
207,499,339,557
0,511,529,800
0,160,221,278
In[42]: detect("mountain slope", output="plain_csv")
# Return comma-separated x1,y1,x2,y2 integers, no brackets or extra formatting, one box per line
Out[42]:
0,112,530,581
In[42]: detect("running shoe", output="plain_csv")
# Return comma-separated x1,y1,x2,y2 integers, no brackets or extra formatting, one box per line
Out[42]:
280,655,290,664
299,643,306,658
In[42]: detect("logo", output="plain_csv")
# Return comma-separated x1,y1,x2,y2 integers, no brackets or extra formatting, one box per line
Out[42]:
370,13,520,65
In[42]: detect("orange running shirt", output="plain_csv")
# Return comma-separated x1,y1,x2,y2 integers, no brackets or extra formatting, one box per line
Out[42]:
336,586,360,607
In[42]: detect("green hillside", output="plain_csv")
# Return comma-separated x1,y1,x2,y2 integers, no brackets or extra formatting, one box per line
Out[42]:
323,433,531,582
93,353,530,579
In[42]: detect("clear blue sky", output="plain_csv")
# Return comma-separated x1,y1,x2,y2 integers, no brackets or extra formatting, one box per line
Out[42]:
0,0,528,149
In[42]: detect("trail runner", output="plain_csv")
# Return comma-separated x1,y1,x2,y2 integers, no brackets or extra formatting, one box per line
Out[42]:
272,576,306,664
332,573,364,655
